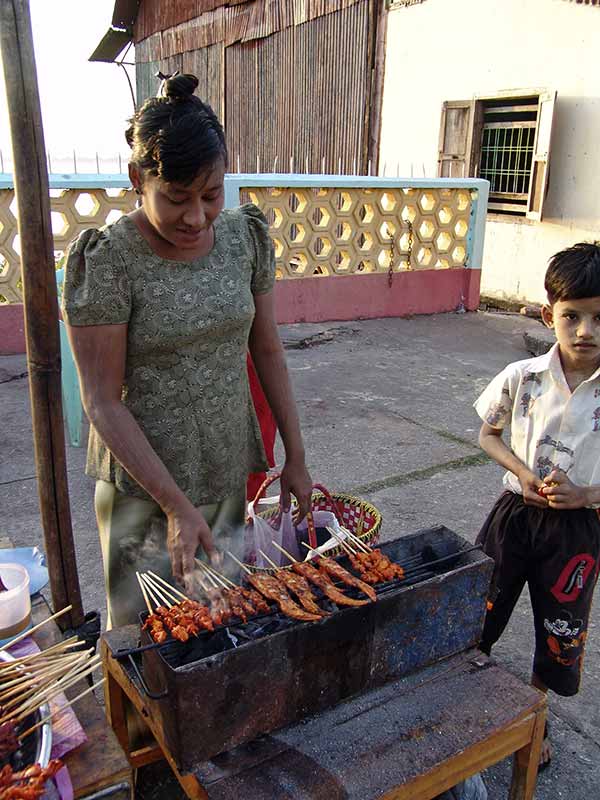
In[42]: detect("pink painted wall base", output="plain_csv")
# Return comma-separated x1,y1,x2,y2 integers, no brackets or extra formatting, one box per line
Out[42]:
274,269,481,324
0,270,481,354
0,304,26,355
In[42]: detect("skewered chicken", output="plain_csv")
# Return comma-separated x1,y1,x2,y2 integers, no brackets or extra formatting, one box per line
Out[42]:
272,570,328,616
0,721,18,760
0,759,63,799
142,615,168,644
317,557,377,601
239,586,270,614
246,574,322,622
291,563,369,607
348,554,381,585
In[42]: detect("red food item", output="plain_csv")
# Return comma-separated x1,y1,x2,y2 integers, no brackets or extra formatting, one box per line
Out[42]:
246,574,322,621
318,557,377,602
291,563,369,607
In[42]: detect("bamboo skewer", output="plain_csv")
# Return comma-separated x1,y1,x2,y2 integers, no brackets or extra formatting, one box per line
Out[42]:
195,560,229,590
0,605,73,652
136,572,154,615
326,528,358,555
340,527,372,553
0,637,81,672
199,561,236,589
0,653,102,724
0,650,91,701
141,579,162,610
258,549,281,571
14,655,102,721
142,574,178,607
18,676,106,741
147,571,190,602
226,551,252,575
271,541,299,564
0,650,94,715
301,542,326,558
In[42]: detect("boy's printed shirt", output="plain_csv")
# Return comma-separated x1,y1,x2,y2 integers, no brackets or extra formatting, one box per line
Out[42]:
474,343,600,507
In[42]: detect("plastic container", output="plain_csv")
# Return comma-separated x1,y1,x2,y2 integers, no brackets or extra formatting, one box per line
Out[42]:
0,563,31,641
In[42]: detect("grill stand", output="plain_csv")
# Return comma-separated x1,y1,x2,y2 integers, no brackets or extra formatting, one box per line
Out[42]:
102,629,546,800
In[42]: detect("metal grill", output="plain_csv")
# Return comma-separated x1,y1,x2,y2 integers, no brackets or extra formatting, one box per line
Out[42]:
480,125,535,196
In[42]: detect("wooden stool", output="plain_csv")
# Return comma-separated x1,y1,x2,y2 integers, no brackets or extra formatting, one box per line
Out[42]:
103,627,545,800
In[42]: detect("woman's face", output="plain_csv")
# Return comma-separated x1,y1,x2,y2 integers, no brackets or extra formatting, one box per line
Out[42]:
133,160,226,253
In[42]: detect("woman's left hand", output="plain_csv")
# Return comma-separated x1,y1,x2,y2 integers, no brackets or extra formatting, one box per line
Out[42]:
280,458,312,520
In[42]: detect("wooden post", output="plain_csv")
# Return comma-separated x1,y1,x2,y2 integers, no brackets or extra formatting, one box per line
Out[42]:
0,0,84,628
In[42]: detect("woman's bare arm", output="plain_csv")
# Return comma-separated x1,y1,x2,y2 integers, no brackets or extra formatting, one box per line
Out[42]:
65,322,216,583
248,291,312,516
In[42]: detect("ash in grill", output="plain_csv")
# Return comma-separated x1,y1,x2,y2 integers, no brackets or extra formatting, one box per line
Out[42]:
116,526,493,772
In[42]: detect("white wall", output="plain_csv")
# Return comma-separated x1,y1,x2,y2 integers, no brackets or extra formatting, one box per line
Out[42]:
379,0,600,304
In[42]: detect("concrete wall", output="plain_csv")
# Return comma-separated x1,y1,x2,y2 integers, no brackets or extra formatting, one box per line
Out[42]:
379,0,600,304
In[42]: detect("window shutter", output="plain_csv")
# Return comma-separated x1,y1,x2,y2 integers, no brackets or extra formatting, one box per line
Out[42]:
437,100,481,178
526,90,557,221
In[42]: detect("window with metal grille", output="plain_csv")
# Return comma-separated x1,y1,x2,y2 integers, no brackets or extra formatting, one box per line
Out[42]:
438,91,556,221
479,97,538,214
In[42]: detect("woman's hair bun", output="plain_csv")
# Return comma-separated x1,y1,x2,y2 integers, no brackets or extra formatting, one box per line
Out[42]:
164,73,199,101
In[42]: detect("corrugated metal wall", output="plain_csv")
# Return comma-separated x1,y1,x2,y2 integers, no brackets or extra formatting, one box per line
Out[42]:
136,44,224,120
226,2,371,173
135,0,374,174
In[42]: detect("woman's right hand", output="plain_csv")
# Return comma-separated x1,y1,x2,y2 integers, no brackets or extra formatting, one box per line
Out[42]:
164,502,217,591
517,468,548,508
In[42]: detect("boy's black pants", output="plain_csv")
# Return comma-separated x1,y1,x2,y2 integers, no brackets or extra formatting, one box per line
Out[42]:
476,491,600,696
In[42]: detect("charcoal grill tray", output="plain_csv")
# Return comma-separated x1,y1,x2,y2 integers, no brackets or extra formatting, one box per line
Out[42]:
128,526,493,771
125,540,480,665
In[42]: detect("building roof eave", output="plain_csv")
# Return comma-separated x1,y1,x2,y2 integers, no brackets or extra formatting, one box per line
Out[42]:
89,26,132,63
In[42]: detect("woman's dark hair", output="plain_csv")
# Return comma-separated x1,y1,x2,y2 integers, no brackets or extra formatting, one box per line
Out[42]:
126,73,228,185
545,242,600,304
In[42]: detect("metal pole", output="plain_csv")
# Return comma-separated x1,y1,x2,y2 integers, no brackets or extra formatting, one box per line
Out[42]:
0,0,84,628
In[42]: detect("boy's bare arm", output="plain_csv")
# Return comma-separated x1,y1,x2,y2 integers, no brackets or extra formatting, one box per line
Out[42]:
542,470,600,509
478,422,548,508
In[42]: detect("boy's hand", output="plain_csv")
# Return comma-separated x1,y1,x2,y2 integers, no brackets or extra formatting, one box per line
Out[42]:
517,468,548,508
541,469,589,509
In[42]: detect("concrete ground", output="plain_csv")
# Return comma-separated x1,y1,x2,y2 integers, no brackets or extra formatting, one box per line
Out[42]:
1,310,598,798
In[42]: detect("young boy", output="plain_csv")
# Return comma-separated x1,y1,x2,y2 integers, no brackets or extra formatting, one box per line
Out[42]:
474,242,600,768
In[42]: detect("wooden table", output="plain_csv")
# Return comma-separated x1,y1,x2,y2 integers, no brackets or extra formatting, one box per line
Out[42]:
103,625,546,800
30,596,133,799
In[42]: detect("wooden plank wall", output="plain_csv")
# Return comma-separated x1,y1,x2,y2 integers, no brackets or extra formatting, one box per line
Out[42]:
135,0,373,174
226,1,371,173
135,44,224,119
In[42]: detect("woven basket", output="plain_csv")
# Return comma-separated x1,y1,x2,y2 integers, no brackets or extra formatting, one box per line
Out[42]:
246,475,382,573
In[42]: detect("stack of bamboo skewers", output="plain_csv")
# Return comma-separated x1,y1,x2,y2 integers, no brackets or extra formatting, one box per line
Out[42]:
0,605,104,757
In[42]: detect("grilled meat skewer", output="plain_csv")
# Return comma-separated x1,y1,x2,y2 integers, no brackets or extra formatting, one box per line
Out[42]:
291,563,369,607
240,586,271,614
246,573,322,622
318,557,377,601
273,570,329,616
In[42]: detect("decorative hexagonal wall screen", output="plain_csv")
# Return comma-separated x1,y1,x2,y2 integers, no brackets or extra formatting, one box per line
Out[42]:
241,186,472,279
0,182,473,302
0,188,136,302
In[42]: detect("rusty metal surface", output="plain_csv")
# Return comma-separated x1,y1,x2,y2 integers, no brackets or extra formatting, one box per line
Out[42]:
191,650,544,798
196,650,544,799
106,526,493,773
224,1,371,173
133,1,373,174
133,0,364,46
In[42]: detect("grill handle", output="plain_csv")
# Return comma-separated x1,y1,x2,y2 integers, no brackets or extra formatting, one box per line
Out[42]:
127,654,169,700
